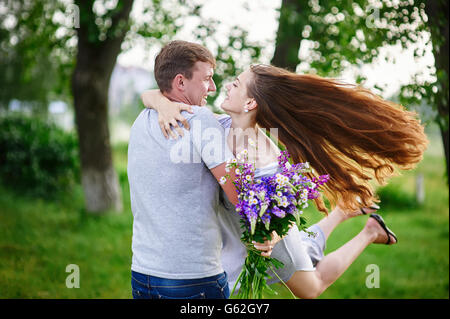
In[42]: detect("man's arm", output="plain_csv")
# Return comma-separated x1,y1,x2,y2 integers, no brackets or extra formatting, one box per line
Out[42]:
141,89,193,139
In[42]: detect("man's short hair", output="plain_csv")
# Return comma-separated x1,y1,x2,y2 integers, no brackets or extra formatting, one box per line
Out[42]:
154,40,216,93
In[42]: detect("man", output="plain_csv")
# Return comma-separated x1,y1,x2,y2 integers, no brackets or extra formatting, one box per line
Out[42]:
127,41,238,299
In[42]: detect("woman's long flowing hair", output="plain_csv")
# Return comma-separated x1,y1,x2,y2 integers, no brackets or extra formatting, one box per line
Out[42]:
247,64,429,214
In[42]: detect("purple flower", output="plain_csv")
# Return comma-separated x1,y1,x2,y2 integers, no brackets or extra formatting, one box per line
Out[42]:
271,206,286,218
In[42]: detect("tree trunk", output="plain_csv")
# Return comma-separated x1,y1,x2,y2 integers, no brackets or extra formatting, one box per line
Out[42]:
425,0,449,182
72,64,123,213
439,121,449,183
71,0,134,213
271,0,305,71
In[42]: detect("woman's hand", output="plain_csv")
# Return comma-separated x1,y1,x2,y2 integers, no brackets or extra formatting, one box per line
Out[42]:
141,89,194,139
252,231,282,258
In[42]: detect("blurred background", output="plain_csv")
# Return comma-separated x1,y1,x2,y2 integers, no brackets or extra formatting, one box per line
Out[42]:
0,0,448,298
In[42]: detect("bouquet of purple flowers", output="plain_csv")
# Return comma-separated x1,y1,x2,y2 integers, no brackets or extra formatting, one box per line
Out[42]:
221,147,329,299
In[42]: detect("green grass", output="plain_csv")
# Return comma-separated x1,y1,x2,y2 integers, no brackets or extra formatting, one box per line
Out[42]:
0,186,133,298
0,127,448,299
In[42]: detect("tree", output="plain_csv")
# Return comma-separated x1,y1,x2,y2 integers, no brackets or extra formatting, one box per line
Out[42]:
71,0,134,213
422,0,448,179
271,0,304,71
271,0,449,180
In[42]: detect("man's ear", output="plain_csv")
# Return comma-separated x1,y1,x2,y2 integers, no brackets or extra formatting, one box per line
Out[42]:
172,74,185,91
246,98,258,112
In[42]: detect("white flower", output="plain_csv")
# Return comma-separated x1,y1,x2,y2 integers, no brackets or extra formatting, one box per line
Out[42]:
245,175,252,181
235,169,241,175
248,138,256,147
219,176,227,185
231,158,237,163
275,173,287,186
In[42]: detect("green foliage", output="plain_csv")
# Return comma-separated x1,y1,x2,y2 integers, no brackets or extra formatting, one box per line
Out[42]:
0,114,80,198
375,183,418,210
304,1,429,76
0,0,75,111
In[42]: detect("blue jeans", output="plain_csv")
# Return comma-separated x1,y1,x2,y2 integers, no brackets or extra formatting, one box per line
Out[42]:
131,271,230,299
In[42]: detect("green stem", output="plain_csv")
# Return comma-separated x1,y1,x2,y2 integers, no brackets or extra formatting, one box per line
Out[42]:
269,264,297,299
230,267,245,298
286,180,298,191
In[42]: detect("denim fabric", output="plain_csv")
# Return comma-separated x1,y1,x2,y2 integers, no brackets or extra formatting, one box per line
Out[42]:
131,271,230,299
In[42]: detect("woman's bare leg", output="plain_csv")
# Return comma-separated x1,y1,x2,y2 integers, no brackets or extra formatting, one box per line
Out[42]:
316,205,378,240
313,216,390,290
287,216,397,299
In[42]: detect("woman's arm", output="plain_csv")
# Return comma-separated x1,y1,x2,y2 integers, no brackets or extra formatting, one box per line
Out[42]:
141,89,193,139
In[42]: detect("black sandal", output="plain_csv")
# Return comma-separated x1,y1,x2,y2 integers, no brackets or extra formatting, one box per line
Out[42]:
369,213,398,245
360,204,380,215
357,196,380,214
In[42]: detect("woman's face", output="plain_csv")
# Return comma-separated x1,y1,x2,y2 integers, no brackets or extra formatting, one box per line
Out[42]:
220,69,254,114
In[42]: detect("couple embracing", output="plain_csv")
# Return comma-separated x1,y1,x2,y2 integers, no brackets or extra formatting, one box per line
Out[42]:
127,41,427,299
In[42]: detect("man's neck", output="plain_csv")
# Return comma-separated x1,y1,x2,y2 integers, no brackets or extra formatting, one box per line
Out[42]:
163,91,192,105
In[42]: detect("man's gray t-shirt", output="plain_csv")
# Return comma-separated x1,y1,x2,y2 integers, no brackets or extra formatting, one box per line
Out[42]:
128,106,234,279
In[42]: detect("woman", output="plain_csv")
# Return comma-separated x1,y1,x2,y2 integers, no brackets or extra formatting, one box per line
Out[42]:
141,64,428,298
